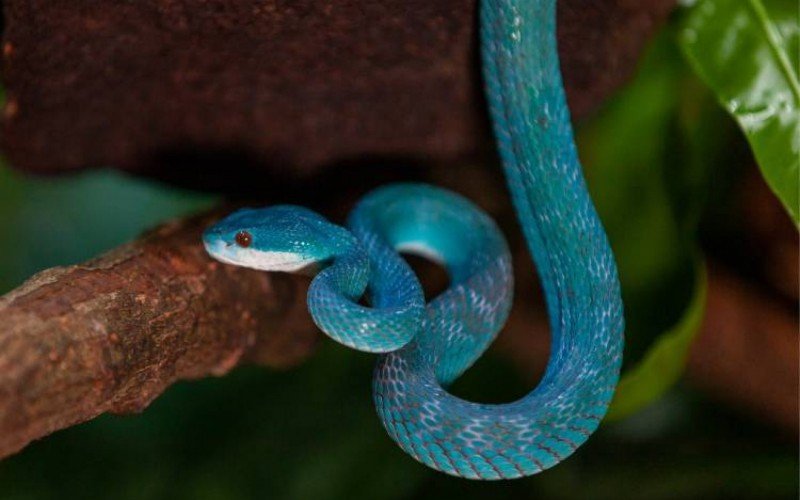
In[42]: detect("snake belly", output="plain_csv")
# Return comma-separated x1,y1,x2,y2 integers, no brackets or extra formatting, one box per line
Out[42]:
203,0,624,481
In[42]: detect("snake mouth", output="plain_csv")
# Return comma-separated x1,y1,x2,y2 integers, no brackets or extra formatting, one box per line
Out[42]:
204,238,319,274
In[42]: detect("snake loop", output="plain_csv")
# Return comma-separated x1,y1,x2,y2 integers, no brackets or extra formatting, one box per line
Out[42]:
204,0,624,480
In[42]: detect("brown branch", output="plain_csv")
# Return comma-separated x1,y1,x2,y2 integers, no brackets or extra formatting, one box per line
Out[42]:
0,210,318,459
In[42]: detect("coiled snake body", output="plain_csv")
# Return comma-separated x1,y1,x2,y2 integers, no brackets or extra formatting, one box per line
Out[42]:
204,0,624,480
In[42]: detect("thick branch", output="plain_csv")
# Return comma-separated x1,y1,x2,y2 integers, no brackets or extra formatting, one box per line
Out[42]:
0,211,318,459
2,0,675,184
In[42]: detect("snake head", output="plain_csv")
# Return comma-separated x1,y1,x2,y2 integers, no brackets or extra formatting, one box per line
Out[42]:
203,205,352,273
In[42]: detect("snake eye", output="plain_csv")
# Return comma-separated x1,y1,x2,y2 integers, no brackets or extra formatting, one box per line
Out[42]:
235,231,252,248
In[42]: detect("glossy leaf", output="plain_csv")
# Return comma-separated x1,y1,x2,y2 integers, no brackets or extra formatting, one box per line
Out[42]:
680,0,800,224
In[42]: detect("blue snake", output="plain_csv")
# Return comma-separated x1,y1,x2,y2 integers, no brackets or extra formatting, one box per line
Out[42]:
203,0,624,480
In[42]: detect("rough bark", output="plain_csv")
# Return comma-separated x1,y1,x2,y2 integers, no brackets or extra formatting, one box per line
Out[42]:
2,0,675,189
0,211,317,459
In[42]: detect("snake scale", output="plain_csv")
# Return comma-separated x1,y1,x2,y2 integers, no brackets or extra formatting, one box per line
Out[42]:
204,0,624,480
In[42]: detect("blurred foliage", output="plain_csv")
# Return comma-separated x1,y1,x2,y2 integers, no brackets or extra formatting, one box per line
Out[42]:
0,7,797,500
0,166,217,292
680,0,800,224
605,264,706,421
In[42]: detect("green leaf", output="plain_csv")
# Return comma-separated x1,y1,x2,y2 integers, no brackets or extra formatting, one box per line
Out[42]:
680,0,800,224
605,261,707,421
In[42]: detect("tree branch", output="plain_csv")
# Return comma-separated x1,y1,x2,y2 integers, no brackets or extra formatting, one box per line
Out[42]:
2,0,675,184
0,211,318,459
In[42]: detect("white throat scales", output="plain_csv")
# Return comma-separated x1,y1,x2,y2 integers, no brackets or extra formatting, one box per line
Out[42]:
206,244,316,273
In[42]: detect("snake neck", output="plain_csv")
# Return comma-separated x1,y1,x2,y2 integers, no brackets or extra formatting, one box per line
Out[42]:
480,0,623,382
369,0,625,480
315,241,371,302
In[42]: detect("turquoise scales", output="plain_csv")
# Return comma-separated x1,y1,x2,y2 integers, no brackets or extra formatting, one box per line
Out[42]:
203,0,624,480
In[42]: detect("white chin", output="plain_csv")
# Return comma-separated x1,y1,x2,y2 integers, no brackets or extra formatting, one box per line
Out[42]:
211,249,316,273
